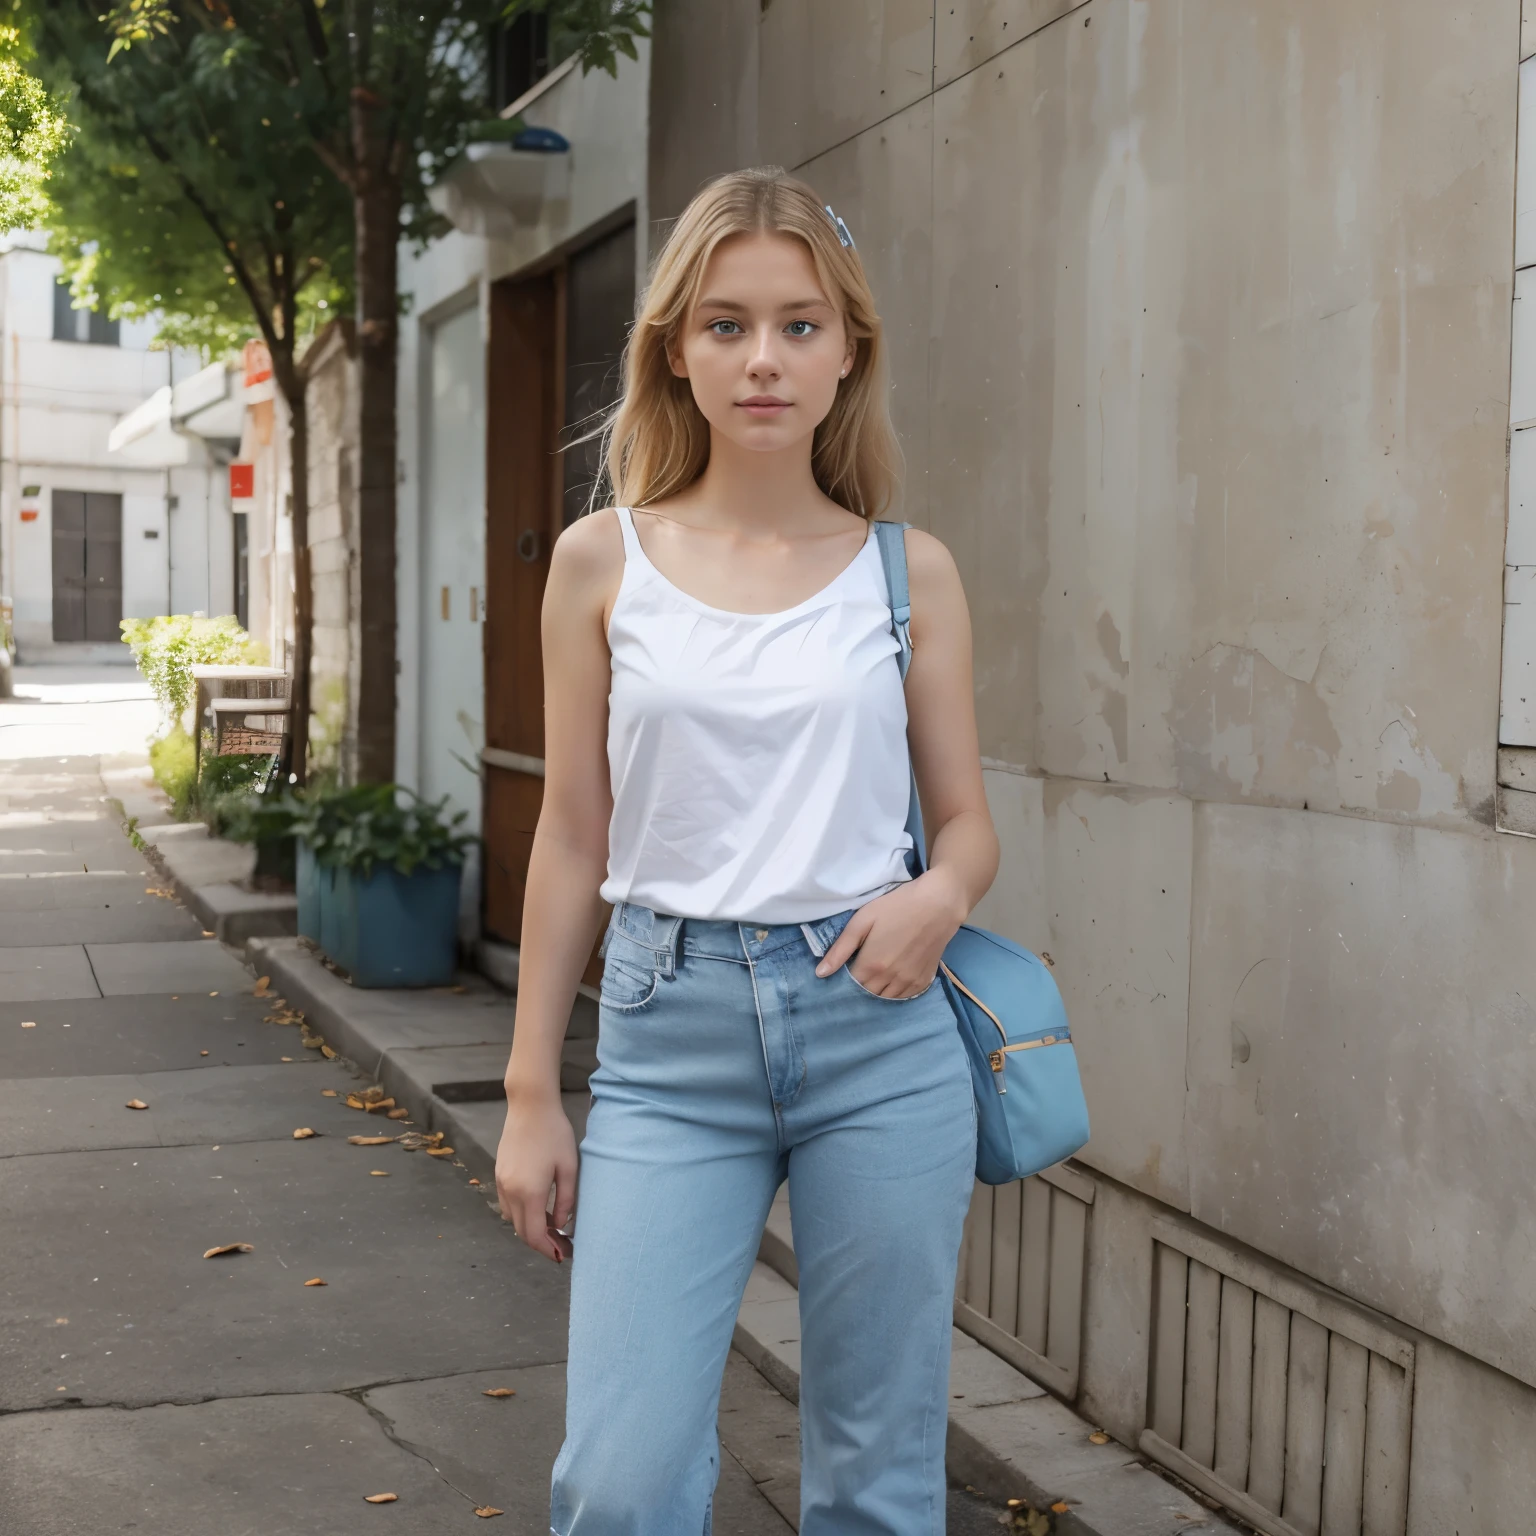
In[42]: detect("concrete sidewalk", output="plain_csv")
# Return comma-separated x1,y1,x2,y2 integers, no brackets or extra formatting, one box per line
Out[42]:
240,937,1241,1536
0,751,803,1534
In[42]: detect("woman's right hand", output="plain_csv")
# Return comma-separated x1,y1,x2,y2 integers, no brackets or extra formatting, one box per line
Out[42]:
496,1088,579,1263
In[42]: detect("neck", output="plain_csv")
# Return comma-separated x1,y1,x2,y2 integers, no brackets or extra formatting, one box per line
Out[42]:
679,430,827,533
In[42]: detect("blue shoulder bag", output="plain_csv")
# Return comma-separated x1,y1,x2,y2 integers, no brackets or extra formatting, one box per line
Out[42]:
874,521,1091,1185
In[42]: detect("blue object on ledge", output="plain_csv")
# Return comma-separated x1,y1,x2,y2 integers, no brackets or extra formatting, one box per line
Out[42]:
512,125,570,154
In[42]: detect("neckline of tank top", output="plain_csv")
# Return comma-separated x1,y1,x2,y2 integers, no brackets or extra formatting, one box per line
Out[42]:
617,507,878,623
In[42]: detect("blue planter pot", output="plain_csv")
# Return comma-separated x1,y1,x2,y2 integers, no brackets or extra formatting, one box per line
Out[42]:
295,841,326,942
325,861,462,988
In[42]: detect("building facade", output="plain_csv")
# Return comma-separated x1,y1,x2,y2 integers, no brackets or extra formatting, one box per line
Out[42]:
394,35,649,946
647,4,1536,1533
0,231,226,660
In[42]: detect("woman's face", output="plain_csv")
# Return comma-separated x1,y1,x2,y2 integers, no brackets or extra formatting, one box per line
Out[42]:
671,231,855,458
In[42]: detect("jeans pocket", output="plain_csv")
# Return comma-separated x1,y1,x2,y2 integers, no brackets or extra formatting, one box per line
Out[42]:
600,933,661,1012
842,964,940,1003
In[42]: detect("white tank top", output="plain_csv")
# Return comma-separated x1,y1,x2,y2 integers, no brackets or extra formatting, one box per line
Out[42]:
600,506,913,923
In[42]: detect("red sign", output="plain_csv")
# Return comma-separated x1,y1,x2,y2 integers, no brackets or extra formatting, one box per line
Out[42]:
19,508,38,522
229,463,255,499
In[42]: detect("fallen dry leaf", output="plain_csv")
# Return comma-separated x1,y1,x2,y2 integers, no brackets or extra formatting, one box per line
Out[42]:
125,1099,148,1111
1051,1502,1071,1515
321,1089,338,1097
20,1021,35,1029
360,1085,386,1102
370,1169,389,1177
144,886,175,899
201,930,215,937
468,1178,481,1187
203,1242,254,1259
281,1056,295,1063
481,1387,515,1398
473,1507,503,1519
292,1128,317,1140
363,1492,398,1504
364,1098,396,1114
208,991,219,998
200,1050,209,1057
426,1147,456,1158
320,1045,338,1060
1088,1431,1109,1445
304,1277,327,1287
348,1135,395,1146
253,976,272,996
345,1095,367,1111
386,1108,410,1120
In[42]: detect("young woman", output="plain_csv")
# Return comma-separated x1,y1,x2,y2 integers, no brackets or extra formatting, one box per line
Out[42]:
495,166,999,1536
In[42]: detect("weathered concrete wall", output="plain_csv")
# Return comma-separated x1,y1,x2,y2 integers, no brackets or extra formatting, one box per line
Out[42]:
653,0,1534,1524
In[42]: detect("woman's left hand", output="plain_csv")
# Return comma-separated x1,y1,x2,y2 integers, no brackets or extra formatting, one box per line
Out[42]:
815,870,968,998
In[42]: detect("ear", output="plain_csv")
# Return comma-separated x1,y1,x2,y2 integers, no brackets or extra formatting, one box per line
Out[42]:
666,335,690,380
841,339,857,378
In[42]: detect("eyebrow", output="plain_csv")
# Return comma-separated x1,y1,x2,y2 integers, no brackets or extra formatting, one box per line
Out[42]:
696,295,836,314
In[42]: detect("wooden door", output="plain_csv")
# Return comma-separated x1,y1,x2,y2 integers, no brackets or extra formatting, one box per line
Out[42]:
84,494,123,641
51,491,121,642
482,270,562,945
51,490,87,641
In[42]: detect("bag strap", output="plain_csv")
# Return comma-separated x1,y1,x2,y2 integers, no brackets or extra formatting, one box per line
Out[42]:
873,520,927,872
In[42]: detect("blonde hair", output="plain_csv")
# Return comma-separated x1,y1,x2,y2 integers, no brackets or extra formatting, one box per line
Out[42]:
602,167,902,520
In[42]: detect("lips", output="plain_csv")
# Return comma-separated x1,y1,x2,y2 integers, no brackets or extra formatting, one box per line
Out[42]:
738,396,791,414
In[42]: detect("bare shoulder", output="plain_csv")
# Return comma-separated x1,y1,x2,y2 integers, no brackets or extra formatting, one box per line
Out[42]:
902,526,965,600
552,507,625,582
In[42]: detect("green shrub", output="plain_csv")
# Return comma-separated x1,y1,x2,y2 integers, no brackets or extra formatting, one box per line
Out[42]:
148,727,196,818
120,614,267,729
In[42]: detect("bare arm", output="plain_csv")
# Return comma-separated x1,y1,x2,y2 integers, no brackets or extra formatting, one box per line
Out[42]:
495,512,622,1261
817,527,998,995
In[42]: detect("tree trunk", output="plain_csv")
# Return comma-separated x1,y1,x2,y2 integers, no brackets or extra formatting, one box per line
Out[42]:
286,381,313,787
350,92,400,786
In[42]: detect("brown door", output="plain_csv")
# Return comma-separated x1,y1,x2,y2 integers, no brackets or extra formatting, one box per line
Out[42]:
53,491,123,642
482,224,636,961
483,270,562,945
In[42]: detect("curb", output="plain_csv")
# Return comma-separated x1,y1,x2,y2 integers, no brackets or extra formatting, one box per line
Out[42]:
240,931,1238,1536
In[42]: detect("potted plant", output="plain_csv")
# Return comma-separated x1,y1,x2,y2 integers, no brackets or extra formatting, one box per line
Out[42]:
313,786,475,988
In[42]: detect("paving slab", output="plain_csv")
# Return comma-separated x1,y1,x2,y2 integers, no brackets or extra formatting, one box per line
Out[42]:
363,1361,793,1534
0,897,206,945
0,1391,482,1535
148,831,256,889
86,939,256,997
0,993,297,1076
0,1061,367,1157
0,871,155,911
0,1137,570,1411
0,944,99,1001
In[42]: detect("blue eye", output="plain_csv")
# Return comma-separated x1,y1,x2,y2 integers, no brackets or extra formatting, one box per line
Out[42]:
786,320,818,338
709,319,742,336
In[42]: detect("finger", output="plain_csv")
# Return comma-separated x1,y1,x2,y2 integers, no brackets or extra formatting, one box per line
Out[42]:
550,1155,579,1234
817,912,875,976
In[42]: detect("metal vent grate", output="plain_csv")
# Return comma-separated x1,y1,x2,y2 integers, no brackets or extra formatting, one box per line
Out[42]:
1141,1221,1413,1536
955,1162,1094,1398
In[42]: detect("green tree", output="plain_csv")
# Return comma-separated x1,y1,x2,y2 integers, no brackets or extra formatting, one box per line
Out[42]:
0,25,66,231
29,0,355,781
98,0,649,781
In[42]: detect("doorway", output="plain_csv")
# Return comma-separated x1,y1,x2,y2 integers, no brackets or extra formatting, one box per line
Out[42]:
52,491,122,642
482,220,635,949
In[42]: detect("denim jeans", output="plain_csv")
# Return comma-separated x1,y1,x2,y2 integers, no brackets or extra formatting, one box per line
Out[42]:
550,901,977,1536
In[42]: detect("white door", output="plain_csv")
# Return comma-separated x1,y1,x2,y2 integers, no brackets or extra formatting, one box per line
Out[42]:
420,301,487,863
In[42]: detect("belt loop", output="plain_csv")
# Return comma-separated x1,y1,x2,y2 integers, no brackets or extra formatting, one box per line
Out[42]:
799,922,828,959
651,912,682,978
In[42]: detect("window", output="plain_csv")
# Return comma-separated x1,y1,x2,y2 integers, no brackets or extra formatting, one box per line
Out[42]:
489,12,550,111
51,280,119,346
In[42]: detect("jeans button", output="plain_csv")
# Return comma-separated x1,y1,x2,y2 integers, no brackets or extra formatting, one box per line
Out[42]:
754,929,769,941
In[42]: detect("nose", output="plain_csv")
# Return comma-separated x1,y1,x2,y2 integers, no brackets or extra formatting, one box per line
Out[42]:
746,324,783,384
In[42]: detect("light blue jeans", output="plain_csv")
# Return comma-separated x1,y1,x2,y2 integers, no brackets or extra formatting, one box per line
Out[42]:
550,902,977,1536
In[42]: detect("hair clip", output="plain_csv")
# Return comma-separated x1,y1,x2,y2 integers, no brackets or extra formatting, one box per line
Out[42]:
824,205,856,250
